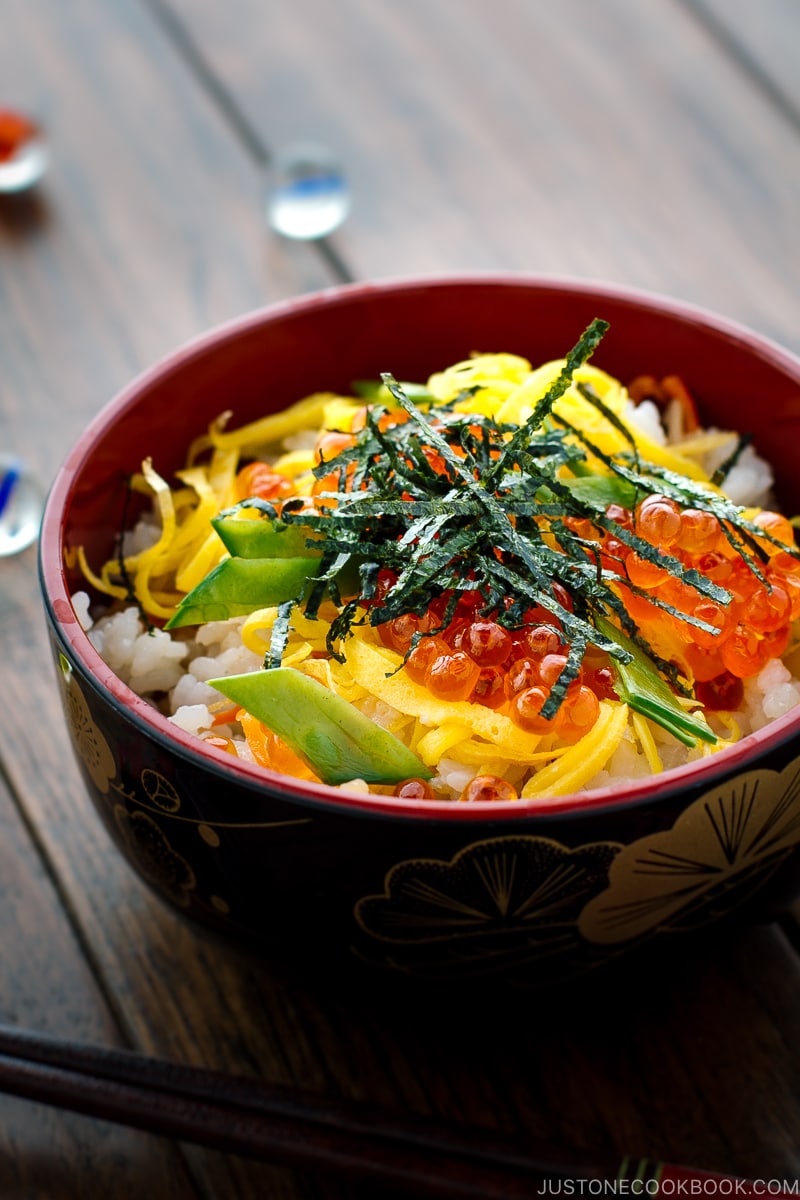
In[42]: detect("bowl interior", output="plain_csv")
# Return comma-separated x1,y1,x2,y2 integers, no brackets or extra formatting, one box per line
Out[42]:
43,275,800,817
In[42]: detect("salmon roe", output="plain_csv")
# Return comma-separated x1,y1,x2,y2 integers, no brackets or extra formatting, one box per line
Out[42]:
371,500,800,748
393,777,437,799
512,685,560,733
239,712,319,781
404,635,451,684
379,611,435,654
635,495,682,547
461,621,512,666
201,733,238,755
459,775,519,803
426,651,481,702
234,461,295,503
606,498,800,688
558,684,601,743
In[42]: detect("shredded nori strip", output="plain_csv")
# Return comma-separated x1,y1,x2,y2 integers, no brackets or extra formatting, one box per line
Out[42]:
218,318,799,721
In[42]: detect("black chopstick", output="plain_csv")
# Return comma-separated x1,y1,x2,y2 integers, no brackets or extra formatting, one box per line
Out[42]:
0,1022,601,1197
0,1024,780,1198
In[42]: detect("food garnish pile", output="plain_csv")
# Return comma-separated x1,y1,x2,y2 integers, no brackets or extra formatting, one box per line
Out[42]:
80,320,800,801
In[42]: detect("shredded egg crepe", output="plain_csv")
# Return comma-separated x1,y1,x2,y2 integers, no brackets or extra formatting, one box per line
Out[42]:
77,322,800,802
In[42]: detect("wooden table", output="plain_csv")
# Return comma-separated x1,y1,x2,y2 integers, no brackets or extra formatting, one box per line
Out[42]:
2,1,799,1194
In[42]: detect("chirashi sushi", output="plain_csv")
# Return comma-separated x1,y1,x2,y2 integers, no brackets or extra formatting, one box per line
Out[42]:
74,320,800,803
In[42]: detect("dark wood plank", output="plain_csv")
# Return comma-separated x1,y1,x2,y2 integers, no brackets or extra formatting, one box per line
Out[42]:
0,764,198,1197
1,1,799,1196
0,0,337,488
6,509,800,1193
684,0,800,124
160,0,800,353
674,0,800,963
0,0,337,1195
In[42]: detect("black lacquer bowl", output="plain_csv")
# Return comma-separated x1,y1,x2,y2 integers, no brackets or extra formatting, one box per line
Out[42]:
40,275,800,987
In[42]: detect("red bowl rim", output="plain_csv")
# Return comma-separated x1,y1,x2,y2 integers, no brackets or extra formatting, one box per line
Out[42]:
40,271,800,823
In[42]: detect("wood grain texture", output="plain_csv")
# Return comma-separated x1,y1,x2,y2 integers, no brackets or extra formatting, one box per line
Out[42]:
0,0,335,1195
0,0,799,1196
670,0,800,981
161,0,800,352
6,525,800,1192
684,0,800,124
0,0,337,488
0,766,197,1197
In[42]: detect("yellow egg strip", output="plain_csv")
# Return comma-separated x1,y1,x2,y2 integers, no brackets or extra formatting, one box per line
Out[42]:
631,711,663,775
520,702,629,798
270,449,316,482
300,658,334,689
241,606,336,670
377,710,416,739
345,636,544,757
86,442,242,619
706,711,741,749
474,761,510,779
288,609,333,643
450,739,571,767
126,459,180,620
613,427,710,482
415,723,474,766
240,607,278,654
427,353,532,409
322,397,361,431
299,656,367,704
282,641,315,668
175,528,228,594
495,362,627,425
491,360,710,484
671,431,739,458
149,448,237,601
208,392,344,454
75,546,129,601
327,658,363,698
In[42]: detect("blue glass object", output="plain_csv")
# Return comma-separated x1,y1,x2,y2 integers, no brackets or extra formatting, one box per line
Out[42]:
266,143,350,240
0,455,44,555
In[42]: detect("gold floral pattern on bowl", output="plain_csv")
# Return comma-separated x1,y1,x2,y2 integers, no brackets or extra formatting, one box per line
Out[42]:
579,759,800,944
140,769,182,813
355,836,619,979
114,806,197,906
49,642,800,981
60,663,116,794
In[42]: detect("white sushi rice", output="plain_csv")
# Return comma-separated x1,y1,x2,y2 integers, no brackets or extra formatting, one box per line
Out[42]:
624,398,774,508
79,599,259,734
69,404,790,799
700,437,774,507
583,657,800,793
87,605,189,696
74,589,800,799
625,399,665,446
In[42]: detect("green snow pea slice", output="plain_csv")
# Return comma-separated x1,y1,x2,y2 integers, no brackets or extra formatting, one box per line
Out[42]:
166,557,321,628
211,515,323,560
595,617,716,747
351,379,433,405
209,667,432,786
561,474,638,510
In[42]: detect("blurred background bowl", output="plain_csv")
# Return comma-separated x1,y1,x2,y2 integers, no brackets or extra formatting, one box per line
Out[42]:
39,274,800,987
